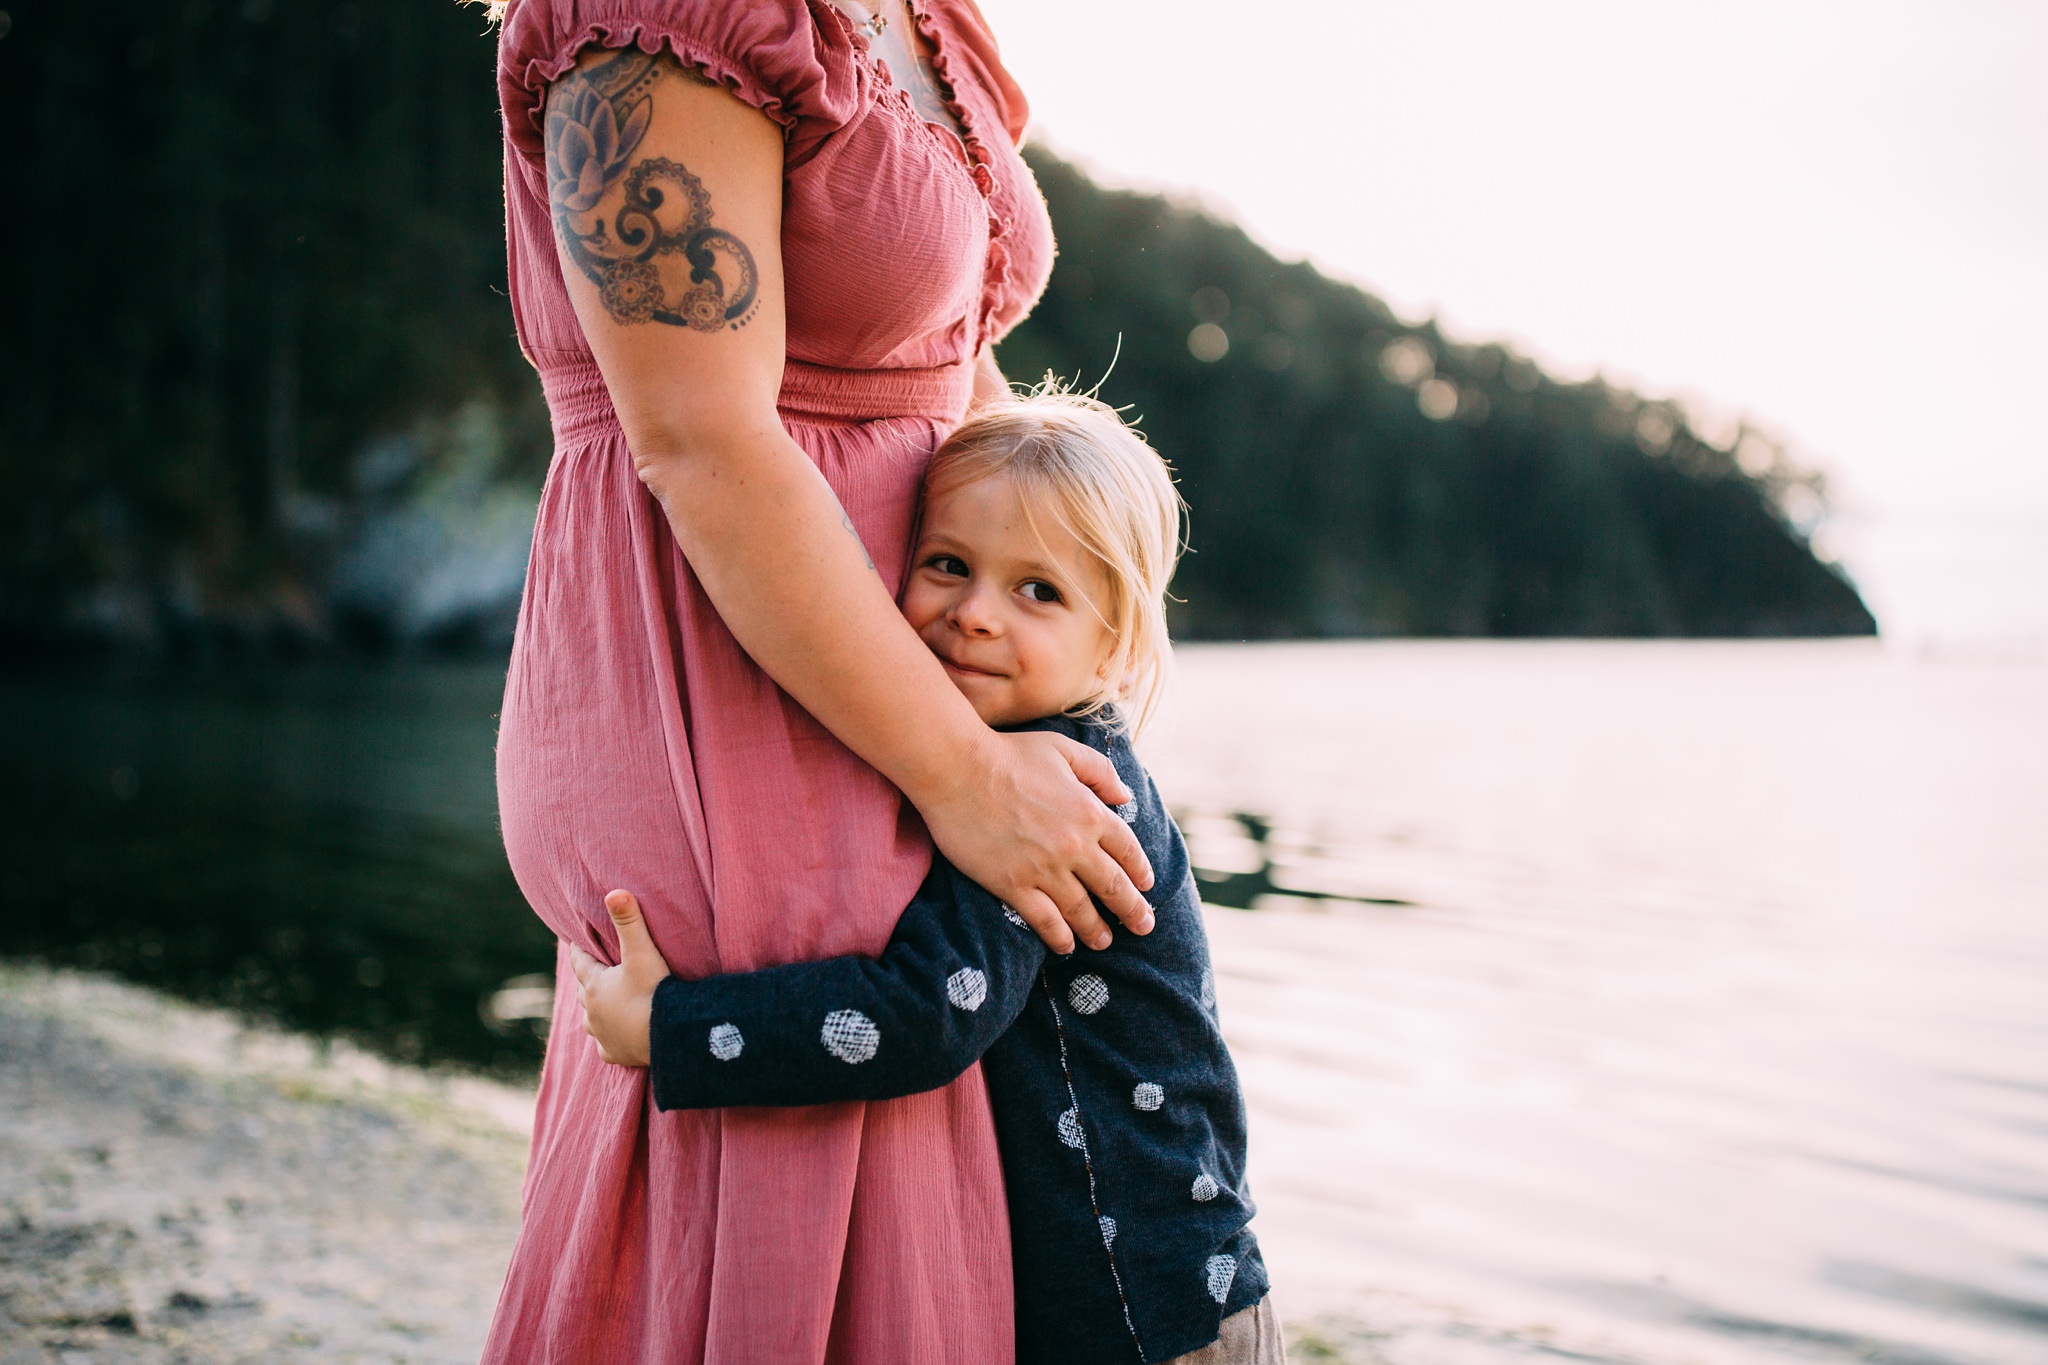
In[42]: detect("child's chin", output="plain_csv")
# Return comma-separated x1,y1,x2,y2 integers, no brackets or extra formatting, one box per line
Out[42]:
969,699,1017,726
963,689,1026,728
944,679,1005,726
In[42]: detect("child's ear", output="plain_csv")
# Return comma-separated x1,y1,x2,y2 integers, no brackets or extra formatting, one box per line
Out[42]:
1097,655,1138,697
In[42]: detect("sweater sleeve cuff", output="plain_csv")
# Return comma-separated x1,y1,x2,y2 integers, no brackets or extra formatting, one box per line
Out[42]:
647,973,703,1112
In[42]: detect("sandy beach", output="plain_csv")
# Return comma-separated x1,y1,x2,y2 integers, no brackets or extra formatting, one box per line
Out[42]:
0,967,530,1364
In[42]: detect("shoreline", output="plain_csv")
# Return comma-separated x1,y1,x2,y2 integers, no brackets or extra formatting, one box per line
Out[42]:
2,964,1854,1365
0,967,530,1363
1,967,1468,1365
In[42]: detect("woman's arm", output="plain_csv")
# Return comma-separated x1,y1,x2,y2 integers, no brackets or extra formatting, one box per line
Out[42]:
972,345,1012,408
542,49,1150,951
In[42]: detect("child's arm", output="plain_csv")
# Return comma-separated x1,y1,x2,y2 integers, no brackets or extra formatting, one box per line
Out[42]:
643,862,1049,1109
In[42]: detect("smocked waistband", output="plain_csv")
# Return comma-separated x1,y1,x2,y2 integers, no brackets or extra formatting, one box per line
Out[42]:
778,357,976,425
538,355,976,445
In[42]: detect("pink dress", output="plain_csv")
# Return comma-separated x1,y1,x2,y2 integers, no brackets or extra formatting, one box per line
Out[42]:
485,1,1055,1360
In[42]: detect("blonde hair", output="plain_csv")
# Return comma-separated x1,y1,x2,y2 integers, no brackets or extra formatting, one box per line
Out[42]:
925,383,1187,734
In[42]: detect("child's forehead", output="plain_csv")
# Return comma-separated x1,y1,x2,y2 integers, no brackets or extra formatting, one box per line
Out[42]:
921,473,1033,532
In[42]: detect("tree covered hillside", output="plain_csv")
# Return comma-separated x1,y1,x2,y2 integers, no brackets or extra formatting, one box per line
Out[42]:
998,152,1874,638
0,0,1873,653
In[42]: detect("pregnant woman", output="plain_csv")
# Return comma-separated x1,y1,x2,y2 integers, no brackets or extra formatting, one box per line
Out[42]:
483,0,1153,1360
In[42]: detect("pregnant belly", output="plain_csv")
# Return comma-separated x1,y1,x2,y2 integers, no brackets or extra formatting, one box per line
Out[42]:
494,435,932,982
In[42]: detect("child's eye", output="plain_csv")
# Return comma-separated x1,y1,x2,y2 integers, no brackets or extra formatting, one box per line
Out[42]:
1020,580,1063,604
927,554,969,577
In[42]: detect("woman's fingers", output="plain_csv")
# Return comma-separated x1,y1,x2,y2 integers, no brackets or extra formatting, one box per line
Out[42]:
1050,874,1116,952
1079,814,1154,934
1007,888,1077,956
1049,737,1154,892
1075,838,1156,937
569,943,602,989
1053,735,1133,807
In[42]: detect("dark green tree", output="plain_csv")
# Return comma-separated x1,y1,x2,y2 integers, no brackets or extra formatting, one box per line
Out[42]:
0,0,546,653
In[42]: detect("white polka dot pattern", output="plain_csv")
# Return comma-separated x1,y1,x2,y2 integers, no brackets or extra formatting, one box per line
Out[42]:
820,1009,879,1064
946,967,988,1012
1068,974,1109,1015
707,1023,744,1061
1132,1082,1163,1111
1099,1216,1117,1247
1057,1107,1086,1151
1199,968,1216,1011
1191,1173,1219,1202
1204,1254,1237,1303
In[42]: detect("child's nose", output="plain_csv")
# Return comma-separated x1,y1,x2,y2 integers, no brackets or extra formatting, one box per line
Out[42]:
948,584,1001,635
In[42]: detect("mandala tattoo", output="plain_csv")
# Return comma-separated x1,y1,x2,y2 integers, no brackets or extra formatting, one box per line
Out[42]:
545,51,760,330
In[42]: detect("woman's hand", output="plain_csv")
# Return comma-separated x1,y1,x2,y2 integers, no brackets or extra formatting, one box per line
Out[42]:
568,891,673,1068
921,729,1154,955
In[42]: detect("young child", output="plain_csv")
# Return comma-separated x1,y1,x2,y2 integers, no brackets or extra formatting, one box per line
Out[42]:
576,391,1284,1365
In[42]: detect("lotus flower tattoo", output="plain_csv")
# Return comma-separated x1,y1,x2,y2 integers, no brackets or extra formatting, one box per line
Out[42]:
543,51,759,331
547,84,651,215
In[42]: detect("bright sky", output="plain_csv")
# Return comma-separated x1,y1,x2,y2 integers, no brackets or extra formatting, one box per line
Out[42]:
977,0,2048,649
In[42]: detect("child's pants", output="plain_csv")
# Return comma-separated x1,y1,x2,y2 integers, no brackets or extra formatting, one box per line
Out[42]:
1161,1296,1287,1365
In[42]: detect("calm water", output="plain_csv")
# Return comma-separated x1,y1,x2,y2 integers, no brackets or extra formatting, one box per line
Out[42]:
1152,641,2048,1364
2,642,2043,1361
0,663,553,1074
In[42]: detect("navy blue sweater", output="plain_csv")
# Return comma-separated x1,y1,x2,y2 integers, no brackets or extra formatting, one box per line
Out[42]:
646,714,1267,1364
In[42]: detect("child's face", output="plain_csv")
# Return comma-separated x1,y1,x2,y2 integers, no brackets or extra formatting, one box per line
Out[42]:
903,472,1117,727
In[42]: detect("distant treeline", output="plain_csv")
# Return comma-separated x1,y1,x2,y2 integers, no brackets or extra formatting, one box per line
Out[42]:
0,0,1873,656
1001,154,1873,638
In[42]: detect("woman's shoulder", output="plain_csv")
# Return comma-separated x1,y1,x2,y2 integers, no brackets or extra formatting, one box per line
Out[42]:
499,0,862,154
918,0,1030,146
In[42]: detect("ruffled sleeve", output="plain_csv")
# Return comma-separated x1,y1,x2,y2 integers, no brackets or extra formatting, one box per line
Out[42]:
930,0,1030,147
497,0,861,184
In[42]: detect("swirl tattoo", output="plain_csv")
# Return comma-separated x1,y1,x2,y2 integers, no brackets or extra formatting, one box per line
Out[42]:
544,52,760,331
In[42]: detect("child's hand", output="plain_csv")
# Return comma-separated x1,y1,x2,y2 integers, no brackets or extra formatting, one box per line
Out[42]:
567,890,673,1068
